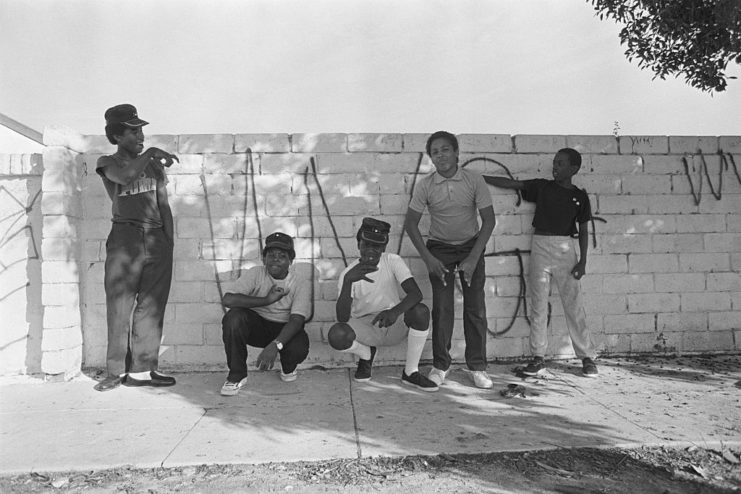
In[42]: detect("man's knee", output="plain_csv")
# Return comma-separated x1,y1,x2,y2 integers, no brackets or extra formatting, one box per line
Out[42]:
327,323,355,350
222,309,246,335
405,303,430,330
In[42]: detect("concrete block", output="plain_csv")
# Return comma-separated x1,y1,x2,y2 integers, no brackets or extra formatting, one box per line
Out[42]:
654,273,706,292
173,344,224,367
458,134,513,153
203,154,248,174
668,136,719,154
632,331,681,354
731,253,741,271
292,133,347,153
178,134,233,154
675,215,726,233
627,253,678,273
296,215,355,239
588,155,644,175
401,134,430,153
513,135,566,153
646,195,700,214
708,311,741,331
641,155,684,175
300,173,349,195
347,134,402,152
162,323,204,345
652,233,704,252
602,333,631,354
599,234,652,254
620,175,672,195
567,136,618,154
718,136,741,153
679,253,730,272
320,195,380,216
585,295,628,314
44,305,82,328
174,303,223,325
588,254,628,273
172,175,206,196
235,134,290,153
41,326,82,351
618,136,668,154
698,195,741,214
657,312,707,332
628,293,680,313
42,283,80,306
202,174,233,196
680,292,731,312
259,153,314,175
41,346,82,376
42,261,79,283
374,153,424,174
489,336,526,358
266,192,305,216
598,195,649,214
174,260,219,282
603,314,655,333
683,330,734,352
41,237,81,260
706,272,741,291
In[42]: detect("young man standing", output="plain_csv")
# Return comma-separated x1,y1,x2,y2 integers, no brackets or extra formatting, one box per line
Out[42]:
328,218,438,391
94,104,179,392
220,232,311,396
405,131,496,389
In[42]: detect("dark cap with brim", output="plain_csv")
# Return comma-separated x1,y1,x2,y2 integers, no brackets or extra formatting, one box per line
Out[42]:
358,217,390,245
104,104,149,128
262,232,295,259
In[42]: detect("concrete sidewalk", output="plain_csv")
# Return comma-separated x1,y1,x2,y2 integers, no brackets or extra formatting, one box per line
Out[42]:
1,355,739,475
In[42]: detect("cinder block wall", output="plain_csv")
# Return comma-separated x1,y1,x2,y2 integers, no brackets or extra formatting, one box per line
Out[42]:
2,130,739,378
74,133,741,372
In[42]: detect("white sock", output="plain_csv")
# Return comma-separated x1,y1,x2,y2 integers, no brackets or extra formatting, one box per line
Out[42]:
128,371,150,379
404,328,429,376
342,341,371,360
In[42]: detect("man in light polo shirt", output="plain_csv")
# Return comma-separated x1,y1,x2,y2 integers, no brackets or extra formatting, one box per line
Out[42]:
404,131,496,389
220,232,311,396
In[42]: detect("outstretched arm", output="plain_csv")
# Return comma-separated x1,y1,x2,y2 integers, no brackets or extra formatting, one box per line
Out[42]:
483,175,525,190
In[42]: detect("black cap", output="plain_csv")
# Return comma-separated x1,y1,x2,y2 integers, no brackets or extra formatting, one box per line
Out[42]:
358,217,390,245
262,232,295,260
104,104,149,128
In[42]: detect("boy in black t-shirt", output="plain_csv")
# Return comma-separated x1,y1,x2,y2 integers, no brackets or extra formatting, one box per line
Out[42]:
484,148,598,377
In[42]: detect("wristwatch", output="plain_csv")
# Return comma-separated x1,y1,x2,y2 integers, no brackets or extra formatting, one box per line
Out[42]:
273,340,283,351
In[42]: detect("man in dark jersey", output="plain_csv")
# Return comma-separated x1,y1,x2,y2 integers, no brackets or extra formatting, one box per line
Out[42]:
94,104,179,391
484,148,598,378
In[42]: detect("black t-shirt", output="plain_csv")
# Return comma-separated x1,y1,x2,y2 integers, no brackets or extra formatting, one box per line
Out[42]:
521,179,591,237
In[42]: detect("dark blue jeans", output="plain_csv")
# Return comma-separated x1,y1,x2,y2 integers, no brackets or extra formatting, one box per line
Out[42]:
222,308,310,381
427,236,487,371
104,223,172,375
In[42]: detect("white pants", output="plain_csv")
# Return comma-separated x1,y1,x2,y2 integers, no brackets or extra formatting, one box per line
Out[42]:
528,235,595,359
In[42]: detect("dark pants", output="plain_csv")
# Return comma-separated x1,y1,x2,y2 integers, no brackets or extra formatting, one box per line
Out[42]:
222,308,310,381
427,236,488,371
104,223,172,375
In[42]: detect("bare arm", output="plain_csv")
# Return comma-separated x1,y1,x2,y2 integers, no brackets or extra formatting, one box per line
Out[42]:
371,277,423,328
483,175,525,190
156,179,174,246
99,148,178,186
222,287,285,309
404,208,449,283
458,205,496,285
336,264,378,322
572,221,589,279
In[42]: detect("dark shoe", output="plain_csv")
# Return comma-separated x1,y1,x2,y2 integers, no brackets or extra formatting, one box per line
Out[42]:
401,371,439,392
94,375,122,392
124,371,176,387
522,358,546,376
354,346,377,382
582,358,598,378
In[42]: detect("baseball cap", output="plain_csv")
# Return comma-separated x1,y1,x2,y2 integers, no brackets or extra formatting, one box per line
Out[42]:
358,217,390,245
104,104,149,128
262,232,295,260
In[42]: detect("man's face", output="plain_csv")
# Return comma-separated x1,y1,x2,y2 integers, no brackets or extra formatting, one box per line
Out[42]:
115,126,145,155
552,152,578,181
263,248,291,279
358,239,386,267
429,137,459,177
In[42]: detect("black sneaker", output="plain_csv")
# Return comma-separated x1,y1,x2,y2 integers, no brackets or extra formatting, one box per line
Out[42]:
522,358,546,376
582,358,598,378
354,346,377,382
401,371,439,392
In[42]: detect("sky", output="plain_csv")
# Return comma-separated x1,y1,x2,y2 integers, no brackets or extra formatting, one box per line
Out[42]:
0,0,739,138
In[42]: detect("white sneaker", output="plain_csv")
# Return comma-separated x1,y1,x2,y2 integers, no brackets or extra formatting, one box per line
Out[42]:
280,370,297,382
427,367,449,386
220,377,248,396
470,370,493,389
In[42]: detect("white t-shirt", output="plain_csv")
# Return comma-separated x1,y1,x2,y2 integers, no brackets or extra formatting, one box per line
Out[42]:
231,266,312,323
338,253,413,319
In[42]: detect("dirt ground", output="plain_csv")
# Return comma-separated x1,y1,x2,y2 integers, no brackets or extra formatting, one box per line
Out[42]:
3,445,740,494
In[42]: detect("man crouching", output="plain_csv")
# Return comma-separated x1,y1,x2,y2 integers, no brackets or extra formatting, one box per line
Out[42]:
328,218,438,392
220,232,311,396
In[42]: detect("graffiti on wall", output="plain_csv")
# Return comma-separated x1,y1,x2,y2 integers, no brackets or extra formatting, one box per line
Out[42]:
682,152,740,205
0,185,40,301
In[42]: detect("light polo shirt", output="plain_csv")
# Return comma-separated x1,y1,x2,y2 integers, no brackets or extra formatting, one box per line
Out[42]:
338,253,413,319
231,265,312,323
408,167,492,245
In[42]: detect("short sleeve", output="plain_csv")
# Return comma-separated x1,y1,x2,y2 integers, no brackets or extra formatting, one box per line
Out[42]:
408,176,429,213
232,266,260,295
520,179,545,203
473,173,493,210
289,277,313,319
576,190,592,224
388,254,413,285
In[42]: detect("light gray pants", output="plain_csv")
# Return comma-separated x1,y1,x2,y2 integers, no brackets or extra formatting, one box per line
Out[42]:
528,235,595,359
